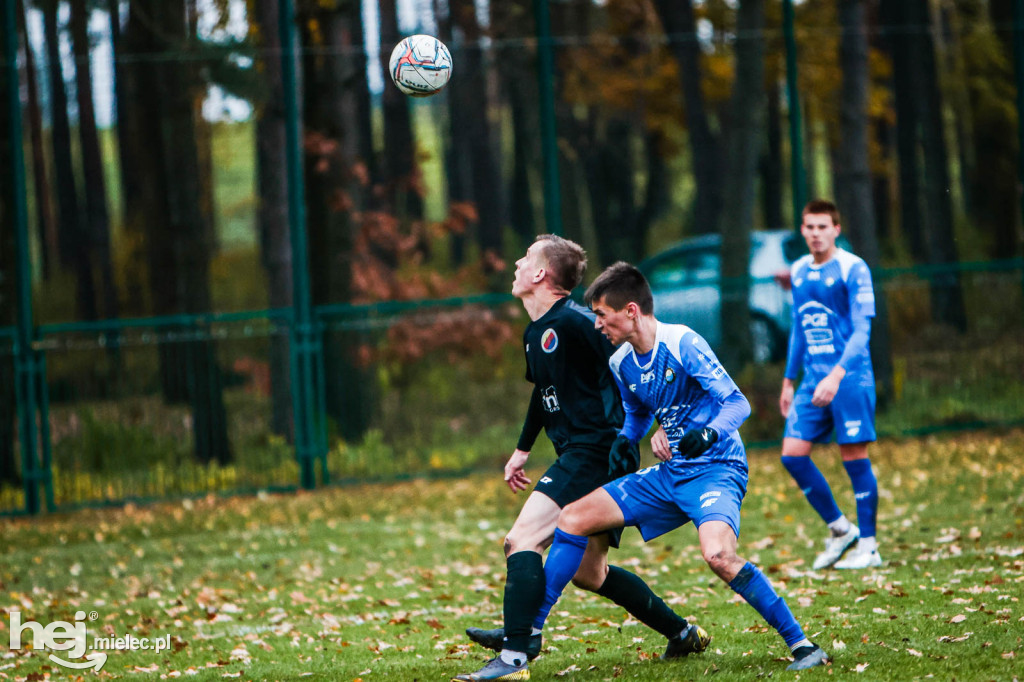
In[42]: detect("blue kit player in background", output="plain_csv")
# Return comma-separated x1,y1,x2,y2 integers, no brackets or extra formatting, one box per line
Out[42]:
779,199,882,570
454,237,705,682
528,262,830,673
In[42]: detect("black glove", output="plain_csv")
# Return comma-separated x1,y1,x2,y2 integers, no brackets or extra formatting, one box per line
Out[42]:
608,434,641,478
677,427,719,459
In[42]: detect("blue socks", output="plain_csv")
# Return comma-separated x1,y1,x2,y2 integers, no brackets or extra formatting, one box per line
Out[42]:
729,562,805,647
781,455,842,524
843,458,878,538
533,528,589,630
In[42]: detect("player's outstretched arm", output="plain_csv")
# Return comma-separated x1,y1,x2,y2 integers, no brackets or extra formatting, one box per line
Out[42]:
504,449,532,492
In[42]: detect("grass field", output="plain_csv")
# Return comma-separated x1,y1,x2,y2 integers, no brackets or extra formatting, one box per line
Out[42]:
2,429,1022,681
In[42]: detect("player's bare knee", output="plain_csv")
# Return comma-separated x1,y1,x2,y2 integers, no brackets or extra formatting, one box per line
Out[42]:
558,502,588,535
505,529,532,555
703,547,737,576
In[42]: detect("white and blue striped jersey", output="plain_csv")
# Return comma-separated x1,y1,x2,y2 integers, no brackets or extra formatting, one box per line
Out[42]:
609,323,748,468
786,249,875,380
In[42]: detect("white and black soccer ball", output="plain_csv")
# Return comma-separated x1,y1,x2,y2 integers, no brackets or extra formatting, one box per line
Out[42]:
388,35,453,98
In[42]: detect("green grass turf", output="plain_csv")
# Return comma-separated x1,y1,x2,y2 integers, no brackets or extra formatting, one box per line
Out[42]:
1,429,1022,680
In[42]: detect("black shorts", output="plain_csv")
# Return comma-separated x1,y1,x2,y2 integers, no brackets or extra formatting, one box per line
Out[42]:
534,447,624,548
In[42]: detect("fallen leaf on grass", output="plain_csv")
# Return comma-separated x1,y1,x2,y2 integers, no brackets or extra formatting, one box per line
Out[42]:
855,663,870,673
949,614,966,623
556,664,580,676
907,649,923,657
937,632,973,643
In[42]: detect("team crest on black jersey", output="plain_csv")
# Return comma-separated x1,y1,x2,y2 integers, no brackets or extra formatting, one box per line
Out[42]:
541,329,558,353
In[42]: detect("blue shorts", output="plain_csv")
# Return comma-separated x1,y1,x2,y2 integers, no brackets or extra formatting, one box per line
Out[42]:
603,460,748,542
784,374,877,444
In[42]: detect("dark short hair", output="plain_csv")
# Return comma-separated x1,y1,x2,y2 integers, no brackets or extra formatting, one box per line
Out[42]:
535,234,587,291
584,261,654,315
802,198,841,225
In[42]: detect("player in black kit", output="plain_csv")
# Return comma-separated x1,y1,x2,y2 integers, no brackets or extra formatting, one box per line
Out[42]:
454,236,709,682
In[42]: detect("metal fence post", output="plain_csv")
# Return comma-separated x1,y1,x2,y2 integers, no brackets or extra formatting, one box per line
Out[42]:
278,0,324,490
783,0,807,227
1014,0,1024,282
4,0,47,514
533,0,562,236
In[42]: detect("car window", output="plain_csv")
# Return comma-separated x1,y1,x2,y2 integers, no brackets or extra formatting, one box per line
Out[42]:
689,250,719,283
647,256,687,289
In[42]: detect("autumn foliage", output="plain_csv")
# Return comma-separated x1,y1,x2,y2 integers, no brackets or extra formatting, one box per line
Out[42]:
349,205,520,368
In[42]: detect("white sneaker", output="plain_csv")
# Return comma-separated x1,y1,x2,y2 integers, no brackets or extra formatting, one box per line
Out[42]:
834,542,883,569
811,526,860,570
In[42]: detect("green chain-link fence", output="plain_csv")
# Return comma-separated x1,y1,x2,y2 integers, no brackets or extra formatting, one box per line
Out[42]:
2,261,1022,516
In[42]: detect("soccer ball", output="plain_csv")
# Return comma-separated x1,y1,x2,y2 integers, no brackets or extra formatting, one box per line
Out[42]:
388,35,453,98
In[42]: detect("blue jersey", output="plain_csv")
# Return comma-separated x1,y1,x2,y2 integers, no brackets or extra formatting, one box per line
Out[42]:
609,323,747,468
786,249,875,380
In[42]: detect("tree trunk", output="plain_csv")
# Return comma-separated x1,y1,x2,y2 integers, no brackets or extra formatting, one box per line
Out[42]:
913,0,967,331
253,0,294,441
492,0,539,250
42,0,96,321
450,0,504,261
109,0,147,316
637,130,670,253
965,0,1019,258
548,1,588,248
836,0,894,405
378,0,422,219
507,74,538,247
760,83,784,229
437,5,470,265
127,0,231,464
653,0,723,234
70,0,118,322
589,117,640,266
18,0,56,281
299,1,375,442
719,0,764,371
883,0,927,259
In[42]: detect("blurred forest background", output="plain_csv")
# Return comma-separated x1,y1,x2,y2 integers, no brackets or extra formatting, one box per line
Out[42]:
1,0,1022,513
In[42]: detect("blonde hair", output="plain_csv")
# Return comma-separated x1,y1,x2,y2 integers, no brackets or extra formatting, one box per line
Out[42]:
534,234,587,291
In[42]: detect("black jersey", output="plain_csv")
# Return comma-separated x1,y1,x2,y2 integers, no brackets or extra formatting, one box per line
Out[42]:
517,297,624,457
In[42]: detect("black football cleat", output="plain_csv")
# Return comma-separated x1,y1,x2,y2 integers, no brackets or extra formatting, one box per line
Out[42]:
465,627,542,661
662,623,711,659
452,655,530,681
786,643,830,670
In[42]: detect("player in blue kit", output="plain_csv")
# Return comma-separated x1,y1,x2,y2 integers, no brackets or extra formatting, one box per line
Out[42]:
779,199,881,570
525,262,829,674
